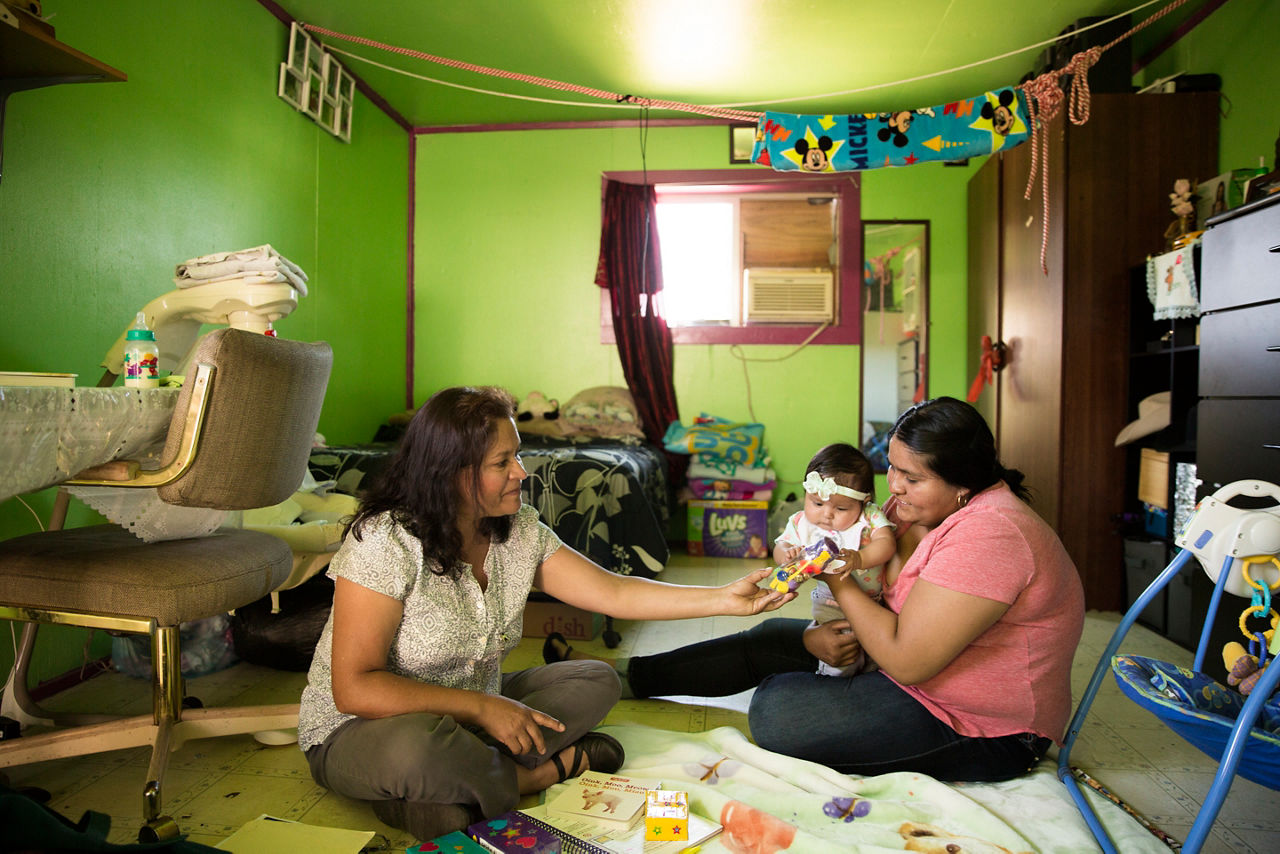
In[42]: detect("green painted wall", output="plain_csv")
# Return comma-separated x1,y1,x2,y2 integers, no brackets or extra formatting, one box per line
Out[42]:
415,126,975,504
0,0,408,685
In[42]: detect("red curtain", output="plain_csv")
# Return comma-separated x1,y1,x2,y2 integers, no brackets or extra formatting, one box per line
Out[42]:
594,179,684,481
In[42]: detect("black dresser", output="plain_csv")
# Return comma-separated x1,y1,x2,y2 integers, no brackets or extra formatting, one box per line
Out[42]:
1198,192,1280,494
1192,191,1280,681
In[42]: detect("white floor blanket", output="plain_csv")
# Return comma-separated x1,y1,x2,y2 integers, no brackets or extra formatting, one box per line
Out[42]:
570,724,1171,853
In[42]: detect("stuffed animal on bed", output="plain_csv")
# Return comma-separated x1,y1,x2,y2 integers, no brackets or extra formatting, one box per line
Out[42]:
516,390,571,437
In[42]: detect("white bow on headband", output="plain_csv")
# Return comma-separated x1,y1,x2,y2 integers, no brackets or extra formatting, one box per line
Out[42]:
803,471,869,502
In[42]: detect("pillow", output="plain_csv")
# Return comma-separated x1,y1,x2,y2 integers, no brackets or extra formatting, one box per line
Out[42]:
561,386,645,439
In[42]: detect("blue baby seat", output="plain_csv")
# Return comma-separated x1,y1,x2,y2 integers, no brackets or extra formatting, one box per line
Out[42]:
1058,479,1280,854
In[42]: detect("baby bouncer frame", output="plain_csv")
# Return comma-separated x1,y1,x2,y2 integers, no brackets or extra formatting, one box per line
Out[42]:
1058,479,1280,854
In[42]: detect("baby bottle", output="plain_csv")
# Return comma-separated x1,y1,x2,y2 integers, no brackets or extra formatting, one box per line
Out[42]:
123,311,159,389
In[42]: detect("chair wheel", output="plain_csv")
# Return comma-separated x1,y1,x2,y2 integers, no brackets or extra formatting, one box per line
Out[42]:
603,629,621,649
139,814,181,843
181,696,203,710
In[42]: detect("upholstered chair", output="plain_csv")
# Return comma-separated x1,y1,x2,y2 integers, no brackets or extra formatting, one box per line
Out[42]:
0,328,332,841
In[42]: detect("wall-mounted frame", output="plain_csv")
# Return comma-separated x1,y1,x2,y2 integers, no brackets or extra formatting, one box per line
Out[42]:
729,125,756,164
860,219,929,472
277,22,354,142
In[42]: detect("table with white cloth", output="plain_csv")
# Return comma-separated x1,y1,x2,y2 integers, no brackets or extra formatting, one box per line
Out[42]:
0,385,226,540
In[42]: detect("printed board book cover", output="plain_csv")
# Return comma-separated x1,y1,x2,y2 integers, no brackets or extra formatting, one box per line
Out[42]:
466,812,561,854
546,771,658,830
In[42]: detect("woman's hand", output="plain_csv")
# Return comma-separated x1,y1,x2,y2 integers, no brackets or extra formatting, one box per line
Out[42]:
476,694,566,757
720,567,795,615
803,620,862,669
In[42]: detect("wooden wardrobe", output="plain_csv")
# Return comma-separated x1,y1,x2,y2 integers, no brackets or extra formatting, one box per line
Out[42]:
966,92,1219,610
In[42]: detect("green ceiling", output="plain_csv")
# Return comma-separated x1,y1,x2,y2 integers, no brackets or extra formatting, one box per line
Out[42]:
271,0,1209,129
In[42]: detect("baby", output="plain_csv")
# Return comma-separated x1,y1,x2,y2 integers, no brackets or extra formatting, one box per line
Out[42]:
774,443,896,676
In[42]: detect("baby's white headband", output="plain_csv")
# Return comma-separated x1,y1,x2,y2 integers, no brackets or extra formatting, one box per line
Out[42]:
803,471,869,502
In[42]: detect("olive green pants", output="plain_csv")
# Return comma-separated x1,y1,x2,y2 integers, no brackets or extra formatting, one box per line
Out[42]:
305,660,620,819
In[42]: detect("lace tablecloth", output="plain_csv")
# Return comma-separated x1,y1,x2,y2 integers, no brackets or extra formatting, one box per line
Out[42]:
0,385,226,540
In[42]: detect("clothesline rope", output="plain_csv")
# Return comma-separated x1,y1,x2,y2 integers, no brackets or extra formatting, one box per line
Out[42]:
302,0,1175,124
303,23,760,122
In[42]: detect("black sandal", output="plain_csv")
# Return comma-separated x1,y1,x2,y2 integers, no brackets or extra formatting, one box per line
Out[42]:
542,631,573,664
549,732,626,782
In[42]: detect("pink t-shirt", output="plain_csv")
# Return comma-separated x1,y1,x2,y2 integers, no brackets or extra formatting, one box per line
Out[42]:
882,482,1084,744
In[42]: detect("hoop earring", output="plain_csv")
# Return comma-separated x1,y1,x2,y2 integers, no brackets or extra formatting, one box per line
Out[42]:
956,492,970,508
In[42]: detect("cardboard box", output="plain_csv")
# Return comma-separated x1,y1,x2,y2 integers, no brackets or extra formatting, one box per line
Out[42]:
687,500,769,558
1138,448,1170,509
644,789,689,842
521,594,602,641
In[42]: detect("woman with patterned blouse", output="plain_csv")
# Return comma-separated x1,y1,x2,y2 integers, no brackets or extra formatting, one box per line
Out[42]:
298,386,791,842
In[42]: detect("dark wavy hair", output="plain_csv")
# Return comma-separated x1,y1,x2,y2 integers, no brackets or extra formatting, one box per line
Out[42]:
806,443,876,503
348,386,518,579
889,396,1030,502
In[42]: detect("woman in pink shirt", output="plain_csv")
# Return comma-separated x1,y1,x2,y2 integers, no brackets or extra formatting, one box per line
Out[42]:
617,396,1085,782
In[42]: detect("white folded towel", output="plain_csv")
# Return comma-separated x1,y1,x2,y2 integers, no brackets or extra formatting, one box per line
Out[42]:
171,270,305,292
175,244,309,296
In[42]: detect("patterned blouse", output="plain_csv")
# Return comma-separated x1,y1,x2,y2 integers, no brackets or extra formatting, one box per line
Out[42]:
297,504,562,751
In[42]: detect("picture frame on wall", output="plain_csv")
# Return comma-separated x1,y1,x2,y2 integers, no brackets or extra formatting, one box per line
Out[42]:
729,125,756,164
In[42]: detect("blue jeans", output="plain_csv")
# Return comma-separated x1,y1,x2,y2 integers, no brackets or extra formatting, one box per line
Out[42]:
627,618,1049,782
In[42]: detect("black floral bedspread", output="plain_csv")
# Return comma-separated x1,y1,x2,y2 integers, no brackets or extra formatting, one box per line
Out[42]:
307,435,670,579
517,433,670,578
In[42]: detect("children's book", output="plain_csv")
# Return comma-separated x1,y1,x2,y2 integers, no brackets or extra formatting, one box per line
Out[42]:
466,811,562,854
545,771,656,830
408,829,488,853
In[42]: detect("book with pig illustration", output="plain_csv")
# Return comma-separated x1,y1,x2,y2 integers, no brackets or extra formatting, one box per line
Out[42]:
546,771,659,830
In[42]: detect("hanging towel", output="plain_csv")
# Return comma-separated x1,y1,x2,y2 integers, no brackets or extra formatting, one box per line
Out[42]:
1146,247,1199,320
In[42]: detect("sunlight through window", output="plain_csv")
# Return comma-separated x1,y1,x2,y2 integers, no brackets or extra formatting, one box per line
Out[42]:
655,200,736,326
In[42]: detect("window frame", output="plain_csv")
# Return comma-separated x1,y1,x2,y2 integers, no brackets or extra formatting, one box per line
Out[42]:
599,169,862,346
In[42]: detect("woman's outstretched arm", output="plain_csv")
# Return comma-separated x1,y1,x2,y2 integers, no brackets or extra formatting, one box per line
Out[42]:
533,545,794,622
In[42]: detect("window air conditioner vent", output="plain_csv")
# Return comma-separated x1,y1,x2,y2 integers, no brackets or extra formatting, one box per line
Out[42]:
744,268,834,323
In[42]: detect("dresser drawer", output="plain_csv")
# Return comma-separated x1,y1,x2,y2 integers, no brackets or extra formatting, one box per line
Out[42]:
1195,398,1280,494
896,338,918,372
1200,195,1280,312
1199,300,1280,396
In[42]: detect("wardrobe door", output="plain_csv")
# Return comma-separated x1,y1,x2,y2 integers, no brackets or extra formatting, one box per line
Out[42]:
966,154,1002,433
994,122,1066,532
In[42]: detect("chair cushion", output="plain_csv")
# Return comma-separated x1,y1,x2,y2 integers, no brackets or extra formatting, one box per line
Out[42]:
0,525,292,626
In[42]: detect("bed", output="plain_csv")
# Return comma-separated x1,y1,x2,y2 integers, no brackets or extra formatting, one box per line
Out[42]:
307,436,670,575
516,431,670,579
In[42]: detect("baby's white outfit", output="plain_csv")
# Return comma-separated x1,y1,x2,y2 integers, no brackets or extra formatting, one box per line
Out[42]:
775,503,893,677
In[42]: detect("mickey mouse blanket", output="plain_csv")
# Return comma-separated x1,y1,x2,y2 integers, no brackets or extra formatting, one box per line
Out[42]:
752,87,1030,173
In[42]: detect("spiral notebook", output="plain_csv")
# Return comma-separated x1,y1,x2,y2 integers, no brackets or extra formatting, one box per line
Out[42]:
520,805,721,854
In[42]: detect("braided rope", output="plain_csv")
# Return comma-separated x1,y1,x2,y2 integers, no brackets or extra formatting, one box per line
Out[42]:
1017,0,1191,274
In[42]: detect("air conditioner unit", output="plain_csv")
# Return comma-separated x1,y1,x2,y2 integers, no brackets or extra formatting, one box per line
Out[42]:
744,268,834,323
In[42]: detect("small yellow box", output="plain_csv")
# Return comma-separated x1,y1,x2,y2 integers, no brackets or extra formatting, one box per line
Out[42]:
644,790,688,842
1138,448,1170,509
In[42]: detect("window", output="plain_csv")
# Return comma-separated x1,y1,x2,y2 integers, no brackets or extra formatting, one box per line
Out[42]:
600,170,861,345
657,193,839,327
